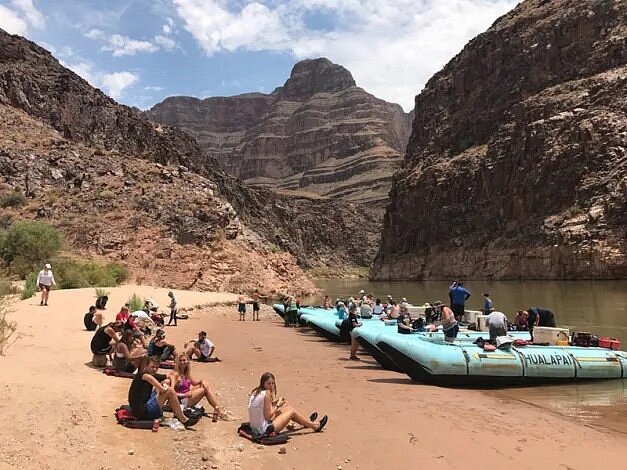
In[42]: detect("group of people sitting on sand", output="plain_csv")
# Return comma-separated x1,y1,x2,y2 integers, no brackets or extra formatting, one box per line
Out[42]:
84,290,329,438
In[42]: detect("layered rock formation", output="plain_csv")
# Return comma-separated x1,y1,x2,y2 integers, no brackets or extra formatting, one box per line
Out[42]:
146,58,412,206
0,29,378,293
373,0,627,280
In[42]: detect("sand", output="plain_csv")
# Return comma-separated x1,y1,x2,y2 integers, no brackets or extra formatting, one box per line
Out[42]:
1,285,625,470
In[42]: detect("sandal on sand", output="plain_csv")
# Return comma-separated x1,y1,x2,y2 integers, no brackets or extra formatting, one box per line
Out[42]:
309,412,318,422
349,356,360,361
316,415,328,432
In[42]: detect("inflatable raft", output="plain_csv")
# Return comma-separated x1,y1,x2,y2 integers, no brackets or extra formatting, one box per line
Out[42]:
376,333,627,385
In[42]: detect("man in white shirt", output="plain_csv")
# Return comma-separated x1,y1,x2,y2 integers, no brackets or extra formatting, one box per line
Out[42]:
185,331,220,362
36,263,56,306
485,311,508,341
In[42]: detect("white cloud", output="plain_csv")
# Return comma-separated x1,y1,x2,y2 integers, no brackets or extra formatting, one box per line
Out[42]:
85,28,106,40
10,0,44,29
154,34,176,50
61,59,138,100
101,71,139,99
0,0,44,35
144,85,164,92
0,5,28,34
173,0,517,110
162,17,174,34
102,34,159,56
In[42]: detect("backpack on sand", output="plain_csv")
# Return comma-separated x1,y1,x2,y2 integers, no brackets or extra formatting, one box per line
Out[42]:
237,422,290,445
115,405,155,429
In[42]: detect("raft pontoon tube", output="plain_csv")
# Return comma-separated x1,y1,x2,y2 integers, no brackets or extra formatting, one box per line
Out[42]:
376,333,627,385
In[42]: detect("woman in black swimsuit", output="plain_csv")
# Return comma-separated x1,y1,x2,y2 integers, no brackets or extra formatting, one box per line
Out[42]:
90,321,123,359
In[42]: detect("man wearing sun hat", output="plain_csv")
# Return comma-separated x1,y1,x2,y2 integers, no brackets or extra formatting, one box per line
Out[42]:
36,263,56,306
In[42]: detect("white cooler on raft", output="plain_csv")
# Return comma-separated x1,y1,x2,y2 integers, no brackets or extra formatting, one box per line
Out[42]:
476,315,489,332
464,310,481,324
533,326,570,345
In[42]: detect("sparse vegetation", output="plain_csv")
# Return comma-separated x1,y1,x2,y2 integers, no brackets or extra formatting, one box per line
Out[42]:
21,271,37,300
0,221,63,277
53,258,128,289
0,277,17,355
127,293,145,312
95,287,110,298
0,191,26,208
98,190,115,200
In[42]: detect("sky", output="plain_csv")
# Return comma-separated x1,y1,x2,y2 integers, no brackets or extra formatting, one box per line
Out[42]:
0,0,518,111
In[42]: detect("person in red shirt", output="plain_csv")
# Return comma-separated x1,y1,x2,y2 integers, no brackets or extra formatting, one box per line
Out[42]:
116,305,130,322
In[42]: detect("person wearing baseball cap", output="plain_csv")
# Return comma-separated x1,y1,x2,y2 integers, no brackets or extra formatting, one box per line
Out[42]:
36,263,56,306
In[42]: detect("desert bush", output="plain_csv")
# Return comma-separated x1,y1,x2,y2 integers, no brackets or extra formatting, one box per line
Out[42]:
127,293,145,312
54,258,122,289
0,221,63,277
0,191,26,208
21,271,37,300
0,279,17,355
95,287,110,298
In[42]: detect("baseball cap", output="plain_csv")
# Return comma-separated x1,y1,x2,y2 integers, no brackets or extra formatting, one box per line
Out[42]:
44,263,51,269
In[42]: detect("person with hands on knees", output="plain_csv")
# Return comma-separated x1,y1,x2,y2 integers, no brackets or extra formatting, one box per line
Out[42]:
248,372,327,438
128,356,199,427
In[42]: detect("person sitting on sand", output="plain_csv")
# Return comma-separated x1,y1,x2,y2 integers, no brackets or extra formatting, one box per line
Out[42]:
90,321,124,360
169,353,226,419
113,330,147,373
248,372,327,438
147,329,176,361
184,331,221,362
128,356,199,427
84,305,98,331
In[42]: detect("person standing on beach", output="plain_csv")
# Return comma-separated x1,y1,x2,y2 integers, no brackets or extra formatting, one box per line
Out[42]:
449,281,471,321
166,291,178,326
36,263,56,306
251,289,267,322
237,293,247,321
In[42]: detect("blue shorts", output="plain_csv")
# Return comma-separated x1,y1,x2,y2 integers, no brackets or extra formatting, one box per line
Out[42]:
444,323,459,339
238,303,246,313
145,391,163,419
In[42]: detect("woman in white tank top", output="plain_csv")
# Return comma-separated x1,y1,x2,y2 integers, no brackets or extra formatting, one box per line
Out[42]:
248,372,328,437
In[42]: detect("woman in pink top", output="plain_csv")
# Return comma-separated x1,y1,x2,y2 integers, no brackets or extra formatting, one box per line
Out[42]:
168,353,226,419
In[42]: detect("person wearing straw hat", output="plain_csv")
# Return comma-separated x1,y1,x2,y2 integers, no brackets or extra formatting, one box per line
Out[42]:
36,263,56,306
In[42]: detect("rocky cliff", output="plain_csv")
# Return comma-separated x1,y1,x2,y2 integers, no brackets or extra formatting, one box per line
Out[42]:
146,58,412,206
373,0,627,280
0,29,378,293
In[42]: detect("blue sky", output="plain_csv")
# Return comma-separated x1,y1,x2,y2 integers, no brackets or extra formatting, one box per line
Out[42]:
0,0,517,111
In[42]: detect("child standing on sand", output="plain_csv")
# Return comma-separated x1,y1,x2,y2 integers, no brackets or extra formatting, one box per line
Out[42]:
237,293,247,321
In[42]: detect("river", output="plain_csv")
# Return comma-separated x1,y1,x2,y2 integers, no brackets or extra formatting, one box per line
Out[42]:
306,279,627,433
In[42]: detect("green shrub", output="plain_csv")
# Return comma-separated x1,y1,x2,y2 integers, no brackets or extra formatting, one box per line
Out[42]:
95,287,110,298
21,271,37,300
0,191,26,208
1,221,63,277
107,263,129,284
52,258,129,290
127,293,144,312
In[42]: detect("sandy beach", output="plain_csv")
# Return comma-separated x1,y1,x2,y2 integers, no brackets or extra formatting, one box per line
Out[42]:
1,285,626,470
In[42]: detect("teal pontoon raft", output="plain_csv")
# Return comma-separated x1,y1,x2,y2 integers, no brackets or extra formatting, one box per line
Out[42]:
376,333,627,385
